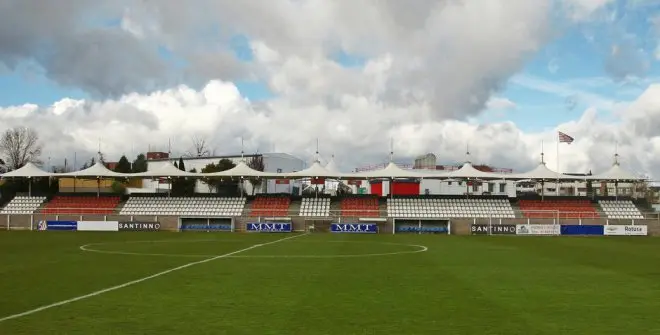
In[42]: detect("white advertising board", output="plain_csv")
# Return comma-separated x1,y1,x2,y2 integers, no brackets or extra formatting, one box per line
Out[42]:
516,224,560,236
603,225,647,236
77,221,119,232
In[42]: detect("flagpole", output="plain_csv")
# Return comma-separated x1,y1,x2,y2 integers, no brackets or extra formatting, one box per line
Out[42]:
556,132,560,196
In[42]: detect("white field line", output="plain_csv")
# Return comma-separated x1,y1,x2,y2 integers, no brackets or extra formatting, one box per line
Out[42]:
0,233,308,323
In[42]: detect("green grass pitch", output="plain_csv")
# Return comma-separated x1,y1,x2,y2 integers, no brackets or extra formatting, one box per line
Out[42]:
1,232,660,334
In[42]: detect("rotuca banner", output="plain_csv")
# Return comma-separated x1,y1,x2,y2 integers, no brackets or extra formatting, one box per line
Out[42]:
245,222,292,232
471,224,516,235
604,225,647,236
330,223,378,233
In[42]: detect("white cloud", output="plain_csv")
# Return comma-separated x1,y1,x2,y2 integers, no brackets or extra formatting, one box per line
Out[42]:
486,97,517,110
0,0,657,180
1,81,659,180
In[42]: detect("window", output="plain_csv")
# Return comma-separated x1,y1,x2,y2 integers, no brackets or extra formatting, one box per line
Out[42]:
472,183,478,192
448,181,452,186
499,183,506,193
488,183,494,193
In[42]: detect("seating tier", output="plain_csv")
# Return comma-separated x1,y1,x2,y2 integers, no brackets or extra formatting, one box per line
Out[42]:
120,197,245,216
341,197,379,217
598,200,643,219
249,196,290,217
0,196,47,214
387,198,514,218
300,197,330,217
41,196,120,215
518,199,598,218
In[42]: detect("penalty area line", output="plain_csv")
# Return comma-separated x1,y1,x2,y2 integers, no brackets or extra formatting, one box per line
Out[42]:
0,233,308,323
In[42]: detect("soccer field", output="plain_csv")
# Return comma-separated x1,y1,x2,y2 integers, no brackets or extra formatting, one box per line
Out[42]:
1,232,659,334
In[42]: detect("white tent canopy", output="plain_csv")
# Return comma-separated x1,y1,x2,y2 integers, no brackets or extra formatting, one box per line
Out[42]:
587,163,643,181
284,161,337,178
1,162,53,178
134,161,200,178
209,161,269,178
349,162,428,179
507,162,571,180
444,162,505,180
60,162,128,178
325,158,340,173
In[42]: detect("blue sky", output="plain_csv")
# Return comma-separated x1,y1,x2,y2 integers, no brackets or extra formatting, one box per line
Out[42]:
1,2,659,135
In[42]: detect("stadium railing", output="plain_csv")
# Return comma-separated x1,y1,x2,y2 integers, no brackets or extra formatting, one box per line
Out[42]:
2,207,660,231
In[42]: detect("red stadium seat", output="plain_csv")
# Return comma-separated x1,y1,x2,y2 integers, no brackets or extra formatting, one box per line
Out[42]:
340,197,379,217
40,196,121,215
518,199,599,219
249,196,291,217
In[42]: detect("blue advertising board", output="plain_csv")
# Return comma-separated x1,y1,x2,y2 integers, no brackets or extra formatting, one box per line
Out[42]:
560,225,604,236
246,222,292,232
330,223,378,233
180,223,232,232
38,220,77,231
396,225,448,233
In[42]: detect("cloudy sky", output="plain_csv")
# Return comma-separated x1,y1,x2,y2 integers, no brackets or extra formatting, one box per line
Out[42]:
1,0,660,177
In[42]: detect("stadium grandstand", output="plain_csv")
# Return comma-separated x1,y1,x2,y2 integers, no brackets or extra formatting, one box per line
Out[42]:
0,149,654,233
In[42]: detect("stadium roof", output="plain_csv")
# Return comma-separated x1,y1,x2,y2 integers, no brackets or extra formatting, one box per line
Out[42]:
207,161,269,178
352,162,432,179
0,159,647,182
444,162,506,180
587,162,640,181
324,157,339,173
1,162,52,178
134,161,199,178
60,162,128,178
507,162,575,181
286,161,336,178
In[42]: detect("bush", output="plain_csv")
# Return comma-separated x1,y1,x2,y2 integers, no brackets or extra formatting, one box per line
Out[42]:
111,181,127,195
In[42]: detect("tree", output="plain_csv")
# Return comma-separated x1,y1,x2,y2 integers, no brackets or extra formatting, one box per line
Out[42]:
114,155,132,174
178,157,186,172
187,136,211,158
132,154,148,173
247,155,265,195
201,159,236,194
0,127,43,170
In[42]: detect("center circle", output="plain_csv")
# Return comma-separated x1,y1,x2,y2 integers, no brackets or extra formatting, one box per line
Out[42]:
80,239,428,259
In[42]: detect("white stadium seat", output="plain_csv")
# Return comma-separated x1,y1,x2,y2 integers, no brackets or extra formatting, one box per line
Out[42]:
299,197,330,217
386,198,515,218
598,200,644,219
0,196,47,214
119,197,246,216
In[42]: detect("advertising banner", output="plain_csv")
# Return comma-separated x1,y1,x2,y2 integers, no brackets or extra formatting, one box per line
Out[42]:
245,222,292,232
330,223,378,233
180,223,232,232
516,224,560,236
471,224,517,235
118,222,161,231
396,225,448,234
38,220,77,231
603,225,648,236
560,225,604,236
77,221,119,232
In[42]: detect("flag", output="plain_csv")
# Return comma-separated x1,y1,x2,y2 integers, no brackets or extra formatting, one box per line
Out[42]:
558,131,574,144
